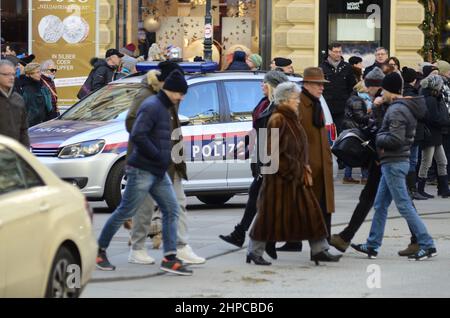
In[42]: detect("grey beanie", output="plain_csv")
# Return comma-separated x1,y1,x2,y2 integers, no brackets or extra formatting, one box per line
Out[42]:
364,67,385,87
264,70,289,88
420,74,444,95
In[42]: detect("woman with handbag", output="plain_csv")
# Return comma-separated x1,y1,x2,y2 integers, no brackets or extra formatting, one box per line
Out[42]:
417,74,450,198
247,82,341,266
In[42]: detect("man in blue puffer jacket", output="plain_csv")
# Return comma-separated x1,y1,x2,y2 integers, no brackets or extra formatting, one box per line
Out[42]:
96,70,193,276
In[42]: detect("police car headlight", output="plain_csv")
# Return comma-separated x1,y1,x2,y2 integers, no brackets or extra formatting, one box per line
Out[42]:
59,140,106,159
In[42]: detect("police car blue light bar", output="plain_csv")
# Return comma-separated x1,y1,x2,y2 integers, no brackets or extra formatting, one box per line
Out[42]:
136,61,219,73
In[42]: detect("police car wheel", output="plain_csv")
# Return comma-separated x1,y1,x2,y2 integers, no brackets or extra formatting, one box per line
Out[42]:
197,194,234,205
104,160,126,211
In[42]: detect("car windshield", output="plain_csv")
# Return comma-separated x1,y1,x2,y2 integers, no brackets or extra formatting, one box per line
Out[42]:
60,84,141,121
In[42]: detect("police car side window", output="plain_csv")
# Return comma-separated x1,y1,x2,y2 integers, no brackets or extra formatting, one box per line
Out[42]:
179,82,220,125
224,81,264,122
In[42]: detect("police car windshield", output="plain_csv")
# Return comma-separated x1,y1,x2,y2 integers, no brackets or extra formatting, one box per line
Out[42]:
60,84,141,121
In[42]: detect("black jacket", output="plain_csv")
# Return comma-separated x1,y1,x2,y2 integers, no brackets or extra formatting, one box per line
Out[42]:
320,58,357,116
0,89,30,147
91,59,115,92
364,62,385,78
419,87,450,147
376,97,427,164
127,90,173,177
21,77,52,128
403,83,419,97
226,51,250,71
342,95,370,130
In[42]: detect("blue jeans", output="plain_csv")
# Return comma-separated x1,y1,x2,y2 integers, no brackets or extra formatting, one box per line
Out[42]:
345,166,369,179
367,161,435,250
409,145,419,173
98,166,179,256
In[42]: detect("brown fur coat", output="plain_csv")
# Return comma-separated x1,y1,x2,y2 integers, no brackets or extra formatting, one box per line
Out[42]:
250,104,328,242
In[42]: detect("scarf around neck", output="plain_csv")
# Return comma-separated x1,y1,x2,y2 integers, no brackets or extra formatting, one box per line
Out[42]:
302,88,325,128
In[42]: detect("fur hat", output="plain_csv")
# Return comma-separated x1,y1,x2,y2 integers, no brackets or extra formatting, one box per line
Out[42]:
421,74,444,95
436,60,450,75
163,70,188,94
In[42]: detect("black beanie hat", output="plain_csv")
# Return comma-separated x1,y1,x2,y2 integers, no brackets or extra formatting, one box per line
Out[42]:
401,67,417,84
274,57,292,67
163,70,188,94
382,72,403,95
349,56,363,66
422,65,439,78
157,61,183,82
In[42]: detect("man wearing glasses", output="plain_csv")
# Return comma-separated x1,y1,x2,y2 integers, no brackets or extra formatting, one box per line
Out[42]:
0,59,29,147
364,47,389,78
41,60,59,119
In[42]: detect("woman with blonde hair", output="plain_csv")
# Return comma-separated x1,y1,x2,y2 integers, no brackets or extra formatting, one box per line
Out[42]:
22,63,52,127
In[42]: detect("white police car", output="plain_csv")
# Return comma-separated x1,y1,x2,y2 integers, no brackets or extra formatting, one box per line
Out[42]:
29,62,337,210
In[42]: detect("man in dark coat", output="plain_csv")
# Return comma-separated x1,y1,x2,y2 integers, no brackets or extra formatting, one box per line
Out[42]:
363,47,389,78
352,72,437,261
96,70,193,276
0,60,29,147
320,43,357,134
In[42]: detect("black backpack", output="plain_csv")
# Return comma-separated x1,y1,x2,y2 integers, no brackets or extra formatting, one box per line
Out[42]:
332,128,376,168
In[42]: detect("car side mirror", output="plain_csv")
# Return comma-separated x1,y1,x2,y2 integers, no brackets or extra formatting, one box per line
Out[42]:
179,114,190,126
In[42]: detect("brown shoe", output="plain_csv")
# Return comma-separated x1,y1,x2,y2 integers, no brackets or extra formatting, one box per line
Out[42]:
398,243,420,257
342,177,360,184
330,234,350,253
360,178,368,185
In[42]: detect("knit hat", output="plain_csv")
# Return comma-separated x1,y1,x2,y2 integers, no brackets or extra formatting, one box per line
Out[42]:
119,43,137,57
423,65,439,78
157,61,183,82
419,61,433,74
122,55,138,73
163,70,188,94
273,57,292,67
249,54,262,69
401,67,417,84
264,70,289,88
364,67,385,87
349,56,363,66
382,72,404,95
420,74,444,94
436,60,450,75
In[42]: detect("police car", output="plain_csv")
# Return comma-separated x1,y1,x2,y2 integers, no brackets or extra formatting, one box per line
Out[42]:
29,62,337,210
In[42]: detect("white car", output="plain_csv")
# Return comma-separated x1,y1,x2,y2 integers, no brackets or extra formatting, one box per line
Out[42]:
0,136,97,298
29,65,337,210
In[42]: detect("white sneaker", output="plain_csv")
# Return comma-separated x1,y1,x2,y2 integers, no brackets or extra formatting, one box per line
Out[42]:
177,245,206,265
128,249,155,265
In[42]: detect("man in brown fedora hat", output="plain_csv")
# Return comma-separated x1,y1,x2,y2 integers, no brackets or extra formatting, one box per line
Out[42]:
299,67,335,241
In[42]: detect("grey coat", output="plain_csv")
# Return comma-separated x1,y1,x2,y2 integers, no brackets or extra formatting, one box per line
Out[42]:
0,89,30,147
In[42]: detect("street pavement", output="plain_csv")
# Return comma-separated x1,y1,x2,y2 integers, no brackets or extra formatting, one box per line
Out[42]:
82,181,450,298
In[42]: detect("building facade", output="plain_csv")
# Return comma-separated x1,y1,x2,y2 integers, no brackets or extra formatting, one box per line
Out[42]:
2,0,449,72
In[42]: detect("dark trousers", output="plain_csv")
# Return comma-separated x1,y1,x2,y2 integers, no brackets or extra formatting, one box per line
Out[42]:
238,176,263,232
444,134,450,176
339,159,382,242
320,196,332,241
333,113,345,135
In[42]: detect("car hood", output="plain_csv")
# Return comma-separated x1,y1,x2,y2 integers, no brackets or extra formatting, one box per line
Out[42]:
29,120,123,148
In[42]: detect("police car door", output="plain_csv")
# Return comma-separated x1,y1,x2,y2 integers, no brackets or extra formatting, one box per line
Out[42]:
179,80,227,191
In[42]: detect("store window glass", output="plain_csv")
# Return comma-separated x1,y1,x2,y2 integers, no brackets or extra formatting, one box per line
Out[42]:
326,0,384,67
136,0,260,69
0,0,29,54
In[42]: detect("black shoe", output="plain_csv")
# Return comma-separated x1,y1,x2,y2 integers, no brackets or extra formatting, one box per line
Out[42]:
219,225,245,248
310,251,342,266
265,242,278,260
351,243,378,259
246,253,272,266
408,248,438,261
412,191,428,200
276,242,303,252
417,178,435,199
96,249,116,271
437,176,450,198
